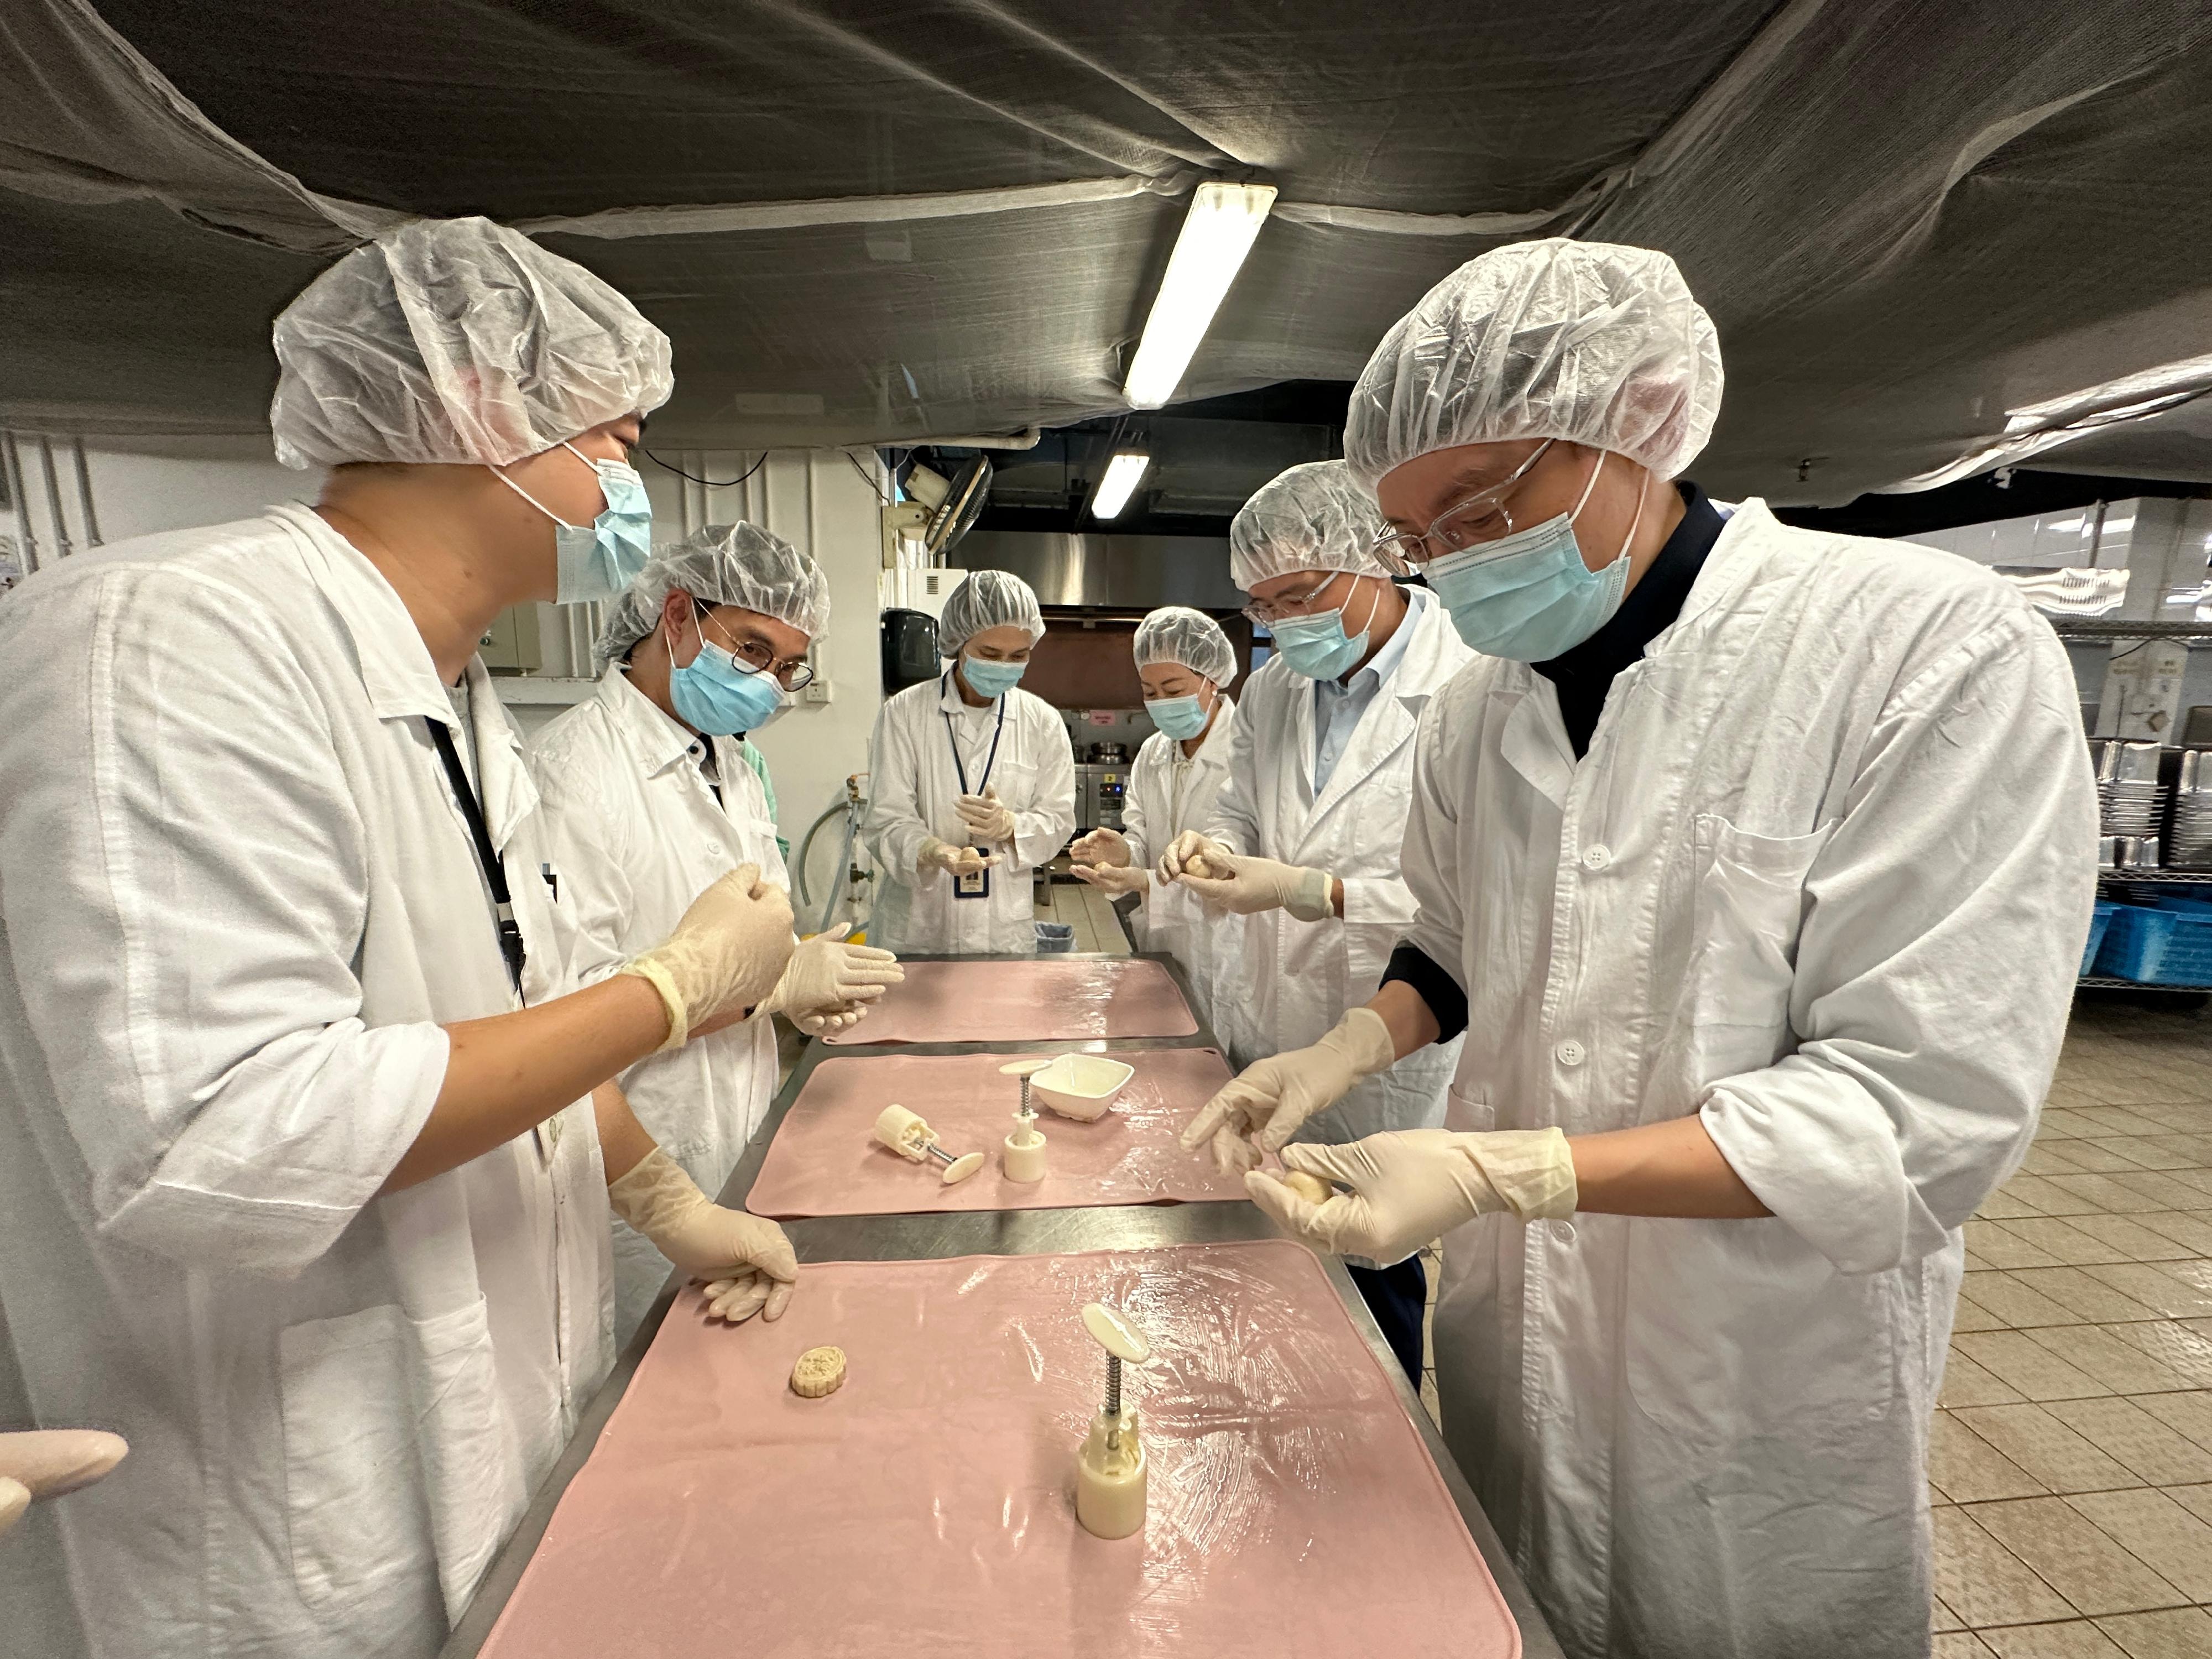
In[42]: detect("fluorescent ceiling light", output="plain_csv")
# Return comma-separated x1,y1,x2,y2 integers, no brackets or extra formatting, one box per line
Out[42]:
1091,451,1151,520
1123,181,1277,410
1885,349,2212,493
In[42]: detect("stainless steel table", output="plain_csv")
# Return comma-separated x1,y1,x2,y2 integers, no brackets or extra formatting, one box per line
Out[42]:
439,953,1563,1659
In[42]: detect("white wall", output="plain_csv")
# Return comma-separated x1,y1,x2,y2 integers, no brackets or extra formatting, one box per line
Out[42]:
3,437,316,573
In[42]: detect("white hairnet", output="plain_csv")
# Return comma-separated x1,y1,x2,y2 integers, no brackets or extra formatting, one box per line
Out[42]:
1343,238,1723,491
938,568,1044,657
1133,606,1235,686
271,216,674,470
1228,461,1390,591
594,522,830,671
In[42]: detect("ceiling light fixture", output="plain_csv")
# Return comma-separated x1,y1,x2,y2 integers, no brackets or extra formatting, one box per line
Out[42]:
1122,181,1278,411
1091,451,1151,520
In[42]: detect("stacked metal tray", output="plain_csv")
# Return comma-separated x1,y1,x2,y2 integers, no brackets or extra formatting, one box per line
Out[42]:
2093,738,2168,837
2171,749,2212,870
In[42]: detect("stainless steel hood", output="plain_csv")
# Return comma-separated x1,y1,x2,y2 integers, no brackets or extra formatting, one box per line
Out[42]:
950,531,1241,611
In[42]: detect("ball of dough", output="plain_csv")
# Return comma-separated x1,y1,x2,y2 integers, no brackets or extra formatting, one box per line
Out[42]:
1280,1170,1336,1206
1182,851,1219,879
790,1346,847,1399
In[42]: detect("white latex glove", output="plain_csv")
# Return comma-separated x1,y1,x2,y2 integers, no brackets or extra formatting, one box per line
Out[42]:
619,864,795,1050
796,1003,873,1036
1175,849,1334,920
607,1148,799,1323
1179,1006,1397,1173
1072,860,1151,899
1155,828,1231,883
1068,827,1132,868
0,1430,129,1538
1246,1128,1578,1265
761,924,903,1030
955,786,1017,846
919,836,997,878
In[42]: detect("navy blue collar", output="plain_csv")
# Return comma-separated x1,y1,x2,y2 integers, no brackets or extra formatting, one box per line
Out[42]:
1532,481,1723,757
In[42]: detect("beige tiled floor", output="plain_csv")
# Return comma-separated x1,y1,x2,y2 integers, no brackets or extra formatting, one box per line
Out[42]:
1931,997,2212,1656
1034,876,1132,954
1414,997,2212,1656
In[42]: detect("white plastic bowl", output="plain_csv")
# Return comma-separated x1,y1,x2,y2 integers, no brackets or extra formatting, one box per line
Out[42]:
1029,1053,1135,1121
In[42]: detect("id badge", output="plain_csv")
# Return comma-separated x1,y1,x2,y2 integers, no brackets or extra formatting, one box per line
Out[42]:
953,848,992,900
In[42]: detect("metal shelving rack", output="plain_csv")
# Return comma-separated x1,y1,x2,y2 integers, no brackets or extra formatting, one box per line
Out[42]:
2052,619,2212,642
2060,616,2212,987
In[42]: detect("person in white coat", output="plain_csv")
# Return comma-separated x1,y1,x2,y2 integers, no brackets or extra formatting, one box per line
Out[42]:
864,568,1077,955
0,218,806,1659
1219,240,2100,1659
1154,461,1472,1381
1069,607,1244,1044
531,525,905,1342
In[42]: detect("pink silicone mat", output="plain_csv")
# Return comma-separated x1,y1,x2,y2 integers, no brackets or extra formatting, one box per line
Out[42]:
479,1241,1519,1659
821,956,1201,1044
745,1048,1248,1218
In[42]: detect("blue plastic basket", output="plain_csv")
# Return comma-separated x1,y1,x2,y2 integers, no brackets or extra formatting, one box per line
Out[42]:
2081,901,2117,977
2096,903,2212,986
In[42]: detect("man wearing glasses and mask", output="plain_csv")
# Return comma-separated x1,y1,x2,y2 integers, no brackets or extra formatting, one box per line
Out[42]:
1208,239,2097,1659
1152,459,1473,1382
531,524,903,1341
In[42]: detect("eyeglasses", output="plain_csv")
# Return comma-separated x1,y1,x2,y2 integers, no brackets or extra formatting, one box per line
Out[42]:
695,602,815,691
1370,439,1556,575
1241,571,1347,626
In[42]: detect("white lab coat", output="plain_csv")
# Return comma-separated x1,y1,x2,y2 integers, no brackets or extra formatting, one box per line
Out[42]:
863,671,1076,955
0,507,613,1659
1401,501,2099,1659
1207,586,1471,1142
1120,697,1245,1048
528,666,785,1344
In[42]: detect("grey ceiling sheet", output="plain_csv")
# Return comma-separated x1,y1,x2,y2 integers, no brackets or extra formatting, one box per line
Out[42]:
3,0,2209,503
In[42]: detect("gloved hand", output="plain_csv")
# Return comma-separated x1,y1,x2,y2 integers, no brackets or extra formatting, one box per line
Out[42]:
1178,1006,1397,1173
1175,849,1334,921
919,836,997,879
761,924,903,1030
0,1430,130,1538
1155,829,1231,883
1069,827,1133,868
955,786,1017,846
1072,860,1151,899
619,864,795,1051
607,1148,799,1322
1246,1128,1577,1265
789,1002,868,1036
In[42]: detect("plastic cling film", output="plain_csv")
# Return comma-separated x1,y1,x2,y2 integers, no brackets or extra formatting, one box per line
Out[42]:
818,957,1198,1045
745,1048,1245,1221
476,1240,1519,1658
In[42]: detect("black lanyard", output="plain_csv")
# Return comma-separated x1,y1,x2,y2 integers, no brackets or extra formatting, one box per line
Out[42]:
940,671,1007,797
425,716,526,998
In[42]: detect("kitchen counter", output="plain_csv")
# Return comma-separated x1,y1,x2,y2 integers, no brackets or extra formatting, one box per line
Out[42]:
436,953,1562,1659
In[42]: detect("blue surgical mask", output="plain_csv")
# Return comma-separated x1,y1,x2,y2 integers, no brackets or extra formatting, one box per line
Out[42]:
667,634,789,735
1424,454,1645,662
960,655,1026,698
1267,581,1380,681
1145,693,1212,741
494,440,654,606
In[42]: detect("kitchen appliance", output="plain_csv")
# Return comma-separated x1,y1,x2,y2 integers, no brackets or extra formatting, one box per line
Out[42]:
880,608,939,695
1088,740,1130,764
1074,763,1126,833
